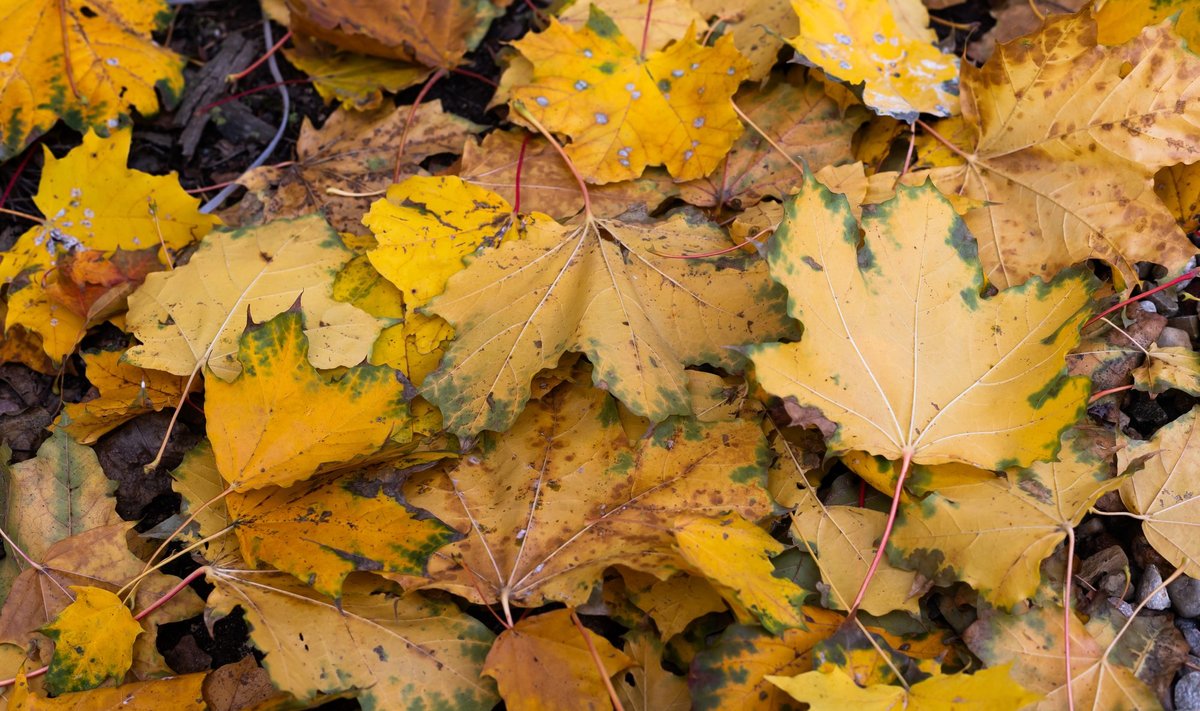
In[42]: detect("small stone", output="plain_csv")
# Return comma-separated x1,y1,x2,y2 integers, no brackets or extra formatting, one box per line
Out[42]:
1157,326,1192,348
1137,564,1172,610
1100,572,1128,598
1170,575,1200,618
1178,672,1200,709
1185,629,1200,658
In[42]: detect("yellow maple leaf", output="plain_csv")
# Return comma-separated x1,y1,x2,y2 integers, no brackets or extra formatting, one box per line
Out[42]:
1132,344,1200,396
483,609,633,711
767,663,1040,710
422,208,797,436
226,471,456,598
204,309,410,490
620,569,727,640
282,34,431,110
0,0,184,159
510,6,750,184
125,215,380,381
406,380,774,609
40,586,143,695
890,427,1125,608
557,0,707,52
693,0,796,81
924,12,1200,288
673,514,809,634
1094,0,1200,48
1,129,215,361
749,173,1094,469
1156,162,1200,233
785,0,959,120
365,175,518,308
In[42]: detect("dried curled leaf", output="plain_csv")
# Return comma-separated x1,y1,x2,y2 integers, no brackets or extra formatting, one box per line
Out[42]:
510,7,750,183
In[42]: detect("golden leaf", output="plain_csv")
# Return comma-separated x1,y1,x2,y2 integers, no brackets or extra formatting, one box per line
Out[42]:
748,173,1094,468
60,351,189,444
557,0,706,52
125,215,380,381
282,35,431,110
1132,344,1200,396
40,587,142,695
204,309,409,490
0,0,184,159
1155,162,1200,233
767,663,1040,710
620,569,726,640
616,632,691,711
692,0,795,81
1094,0,1200,47
10,673,206,710
925,13,1200,288
510,7,750,183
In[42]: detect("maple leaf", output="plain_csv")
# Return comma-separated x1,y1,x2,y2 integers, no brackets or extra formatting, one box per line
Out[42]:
784,0,959,120
924,12,1200,288
1,129,216,361
749,173,1094,468
1131,344,1200,397
673,514,809,634
285,0,498,69
617,631,691,711
890,427,1124,608
60,350,190,444
405,381,774,610
1116,406,1200,576
422,208,796,436
283,34,431,110
125,215,380,381
204,309,409,490
0,524,202,682
964,605,1159,710
42,247,162,323
483,609,634,711
226,469,457,599
365,175,518,308
205,569,498,709
1156,162,1200,233
459,130,678,220
0,431,118,580
620,569,726,639
692,0,795,81
557,0,707,52
0,0,184,159
236,101,479,234
8,673,207,709
678,77,867,209
40,587,142,695
510,7,751,184
766,663,1040,710
1094,0,1200,48
168,441,240,565
791,498,920,616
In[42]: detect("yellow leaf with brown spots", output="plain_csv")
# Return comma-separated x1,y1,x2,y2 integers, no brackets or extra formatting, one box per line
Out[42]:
204,309,410,490
1156,162,1200,233
510,6,750,184
406,381,774,608
925,13,1200,288
0,0,184,159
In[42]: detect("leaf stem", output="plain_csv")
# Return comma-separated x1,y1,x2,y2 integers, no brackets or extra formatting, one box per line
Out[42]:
1084,267,1199,329
227,29,292,82
849,447,913,616
0,144,38,210
0,525,74,600
0,666,48,689
652,226,771,259
730,99,803,175
1064,526,1076,711
640,0,655,57
0,207,44,224
1088,384,1133,403
1103,566,1184,663
393,69,447,184
126,486,235,600
513,134,530,215
512,102,592,219
571,609,625,711
134,566,208,621
915,118,974,163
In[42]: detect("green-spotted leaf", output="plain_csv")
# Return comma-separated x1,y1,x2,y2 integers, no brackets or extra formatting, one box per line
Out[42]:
204,309,410,491
226,470,458,599
406,379,775,608
422,211,797,437
748,172,1095,470
41,586,142,695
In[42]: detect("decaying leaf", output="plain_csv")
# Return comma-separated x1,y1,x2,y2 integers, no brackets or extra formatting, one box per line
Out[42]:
483,609,634,711
282,35,431,110
673,514,809,634
510,7,750,183
1156,162,1200,233
1131,344,1200,397
205,569,498,709
422,209,796,436
406,381,773,608
890,428,1124,608
766,663,1039,710
692,0,795,81
237,101,479,234
226,469,456,598
1094,0,1200,48
617,631,691,711
1117,406,1200,577
125,215,380,381
678,77,867,209
40,587,142,695
749,173,1093,468
204,309,409,490
0,0,184,159
60,350,190,444
785,0,958,120
925,12,1200,288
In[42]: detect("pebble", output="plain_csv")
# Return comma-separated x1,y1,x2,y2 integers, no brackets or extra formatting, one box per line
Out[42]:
1137,564,1172,610
1180,620,1200,657
1170,575,1200,618
1178,673,1200,710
